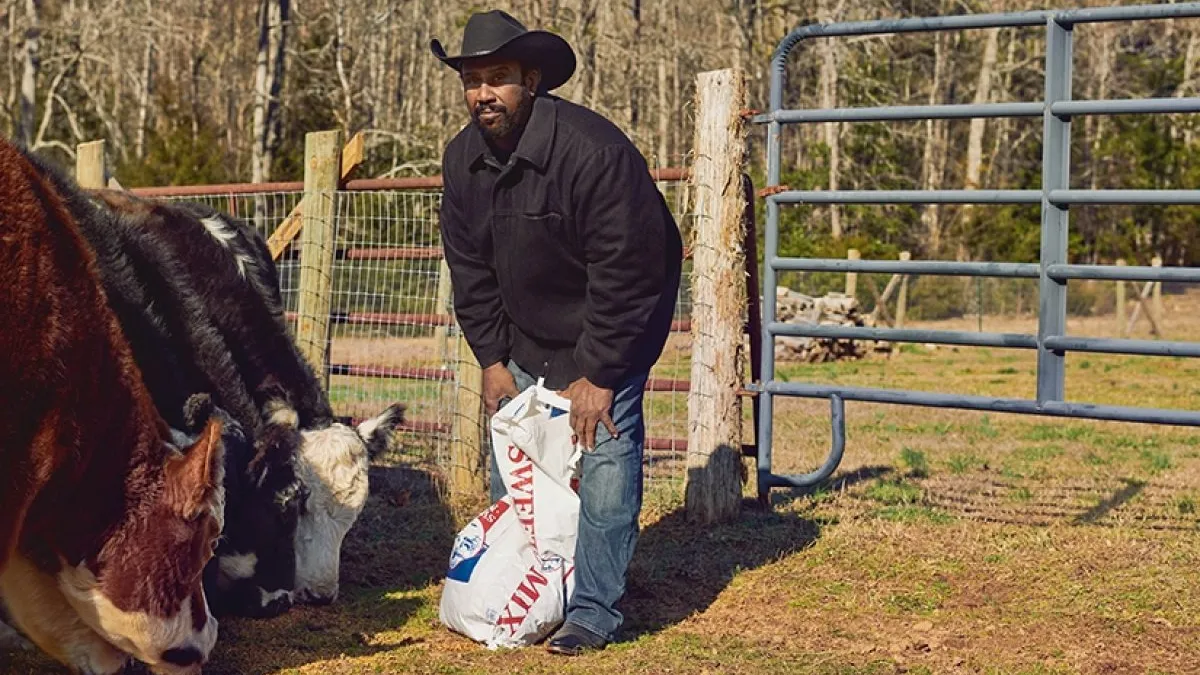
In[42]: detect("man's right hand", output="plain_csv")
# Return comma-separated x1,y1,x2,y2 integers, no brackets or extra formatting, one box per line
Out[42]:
482,361,520,416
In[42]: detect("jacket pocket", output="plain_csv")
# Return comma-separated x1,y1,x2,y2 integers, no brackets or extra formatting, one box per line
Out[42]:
491,211,585,331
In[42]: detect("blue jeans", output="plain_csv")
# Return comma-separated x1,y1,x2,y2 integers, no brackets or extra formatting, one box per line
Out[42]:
489,359,647,642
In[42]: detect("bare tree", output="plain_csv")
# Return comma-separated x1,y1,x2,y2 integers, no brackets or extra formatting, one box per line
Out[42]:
19,0,39,147
251,0,287,182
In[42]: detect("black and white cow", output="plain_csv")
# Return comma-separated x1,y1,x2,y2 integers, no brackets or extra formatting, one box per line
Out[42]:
89,188,405,608
20,154,311,619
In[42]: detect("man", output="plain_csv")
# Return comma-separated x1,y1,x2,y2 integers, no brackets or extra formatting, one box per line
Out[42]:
431,9,683,656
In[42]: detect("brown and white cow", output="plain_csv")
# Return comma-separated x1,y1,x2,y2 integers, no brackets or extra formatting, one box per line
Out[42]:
0,137,225,675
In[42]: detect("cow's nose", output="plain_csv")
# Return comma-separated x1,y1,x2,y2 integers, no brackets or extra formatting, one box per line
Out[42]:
161,646,204,667
297,588,337,605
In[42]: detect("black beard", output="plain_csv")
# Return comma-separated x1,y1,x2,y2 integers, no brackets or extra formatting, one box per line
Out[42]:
472,93,530,142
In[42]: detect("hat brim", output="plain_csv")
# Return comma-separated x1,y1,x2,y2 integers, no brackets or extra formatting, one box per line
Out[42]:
430,30,576,92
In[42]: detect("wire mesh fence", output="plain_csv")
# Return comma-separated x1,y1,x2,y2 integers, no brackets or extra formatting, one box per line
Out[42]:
149,169,697,494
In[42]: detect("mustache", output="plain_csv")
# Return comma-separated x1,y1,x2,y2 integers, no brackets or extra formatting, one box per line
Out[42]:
473,103,507,116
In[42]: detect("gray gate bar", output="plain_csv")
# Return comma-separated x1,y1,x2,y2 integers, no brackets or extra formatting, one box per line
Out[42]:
769,189,1041,205
758,396,848,490
761,102,1044,124
769,323,1039,349
758,97,1200,126
1043,336,1200,358
762,381,1200,427
755,2,1200,502
1048,189,1200,205
770,189,1200,206
1048,264,1200,283
771,258,1040,278
1051,97,1200,116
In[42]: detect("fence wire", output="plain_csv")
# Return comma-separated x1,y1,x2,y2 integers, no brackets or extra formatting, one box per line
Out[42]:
155,174,697,492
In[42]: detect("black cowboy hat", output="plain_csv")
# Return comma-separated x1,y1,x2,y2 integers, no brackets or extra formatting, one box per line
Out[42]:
430,10,576,92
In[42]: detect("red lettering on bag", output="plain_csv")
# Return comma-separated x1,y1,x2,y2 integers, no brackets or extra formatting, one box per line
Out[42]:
495,567,551,635
477,499,510,534
508,458,536,540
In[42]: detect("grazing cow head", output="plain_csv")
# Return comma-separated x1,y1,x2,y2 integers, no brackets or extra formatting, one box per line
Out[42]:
56,413,226,675
292,404,405,604
191,388,306,619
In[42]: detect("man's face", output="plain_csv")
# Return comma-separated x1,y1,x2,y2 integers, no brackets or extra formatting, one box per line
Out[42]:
460,57,540,143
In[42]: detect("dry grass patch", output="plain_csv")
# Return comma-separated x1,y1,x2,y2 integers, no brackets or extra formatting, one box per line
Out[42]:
7,294,1200,674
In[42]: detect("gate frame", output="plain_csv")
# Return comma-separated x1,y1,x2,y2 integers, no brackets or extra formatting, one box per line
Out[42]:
750,2,1200,502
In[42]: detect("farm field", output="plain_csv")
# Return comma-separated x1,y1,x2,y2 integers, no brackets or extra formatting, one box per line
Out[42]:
5,291,1200,675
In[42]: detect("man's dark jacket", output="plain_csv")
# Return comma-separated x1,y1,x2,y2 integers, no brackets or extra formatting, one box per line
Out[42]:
439,94,683,391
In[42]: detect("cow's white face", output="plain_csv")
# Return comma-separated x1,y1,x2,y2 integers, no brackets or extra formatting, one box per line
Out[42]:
292,424,368,604
291,405,402,604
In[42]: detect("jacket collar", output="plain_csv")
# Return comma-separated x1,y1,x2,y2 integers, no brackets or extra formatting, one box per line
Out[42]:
468,94,557,172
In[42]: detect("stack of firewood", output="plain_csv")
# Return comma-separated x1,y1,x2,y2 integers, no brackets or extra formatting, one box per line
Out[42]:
774,287,892,362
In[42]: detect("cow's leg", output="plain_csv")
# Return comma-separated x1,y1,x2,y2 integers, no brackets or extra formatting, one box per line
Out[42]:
0,552,129,674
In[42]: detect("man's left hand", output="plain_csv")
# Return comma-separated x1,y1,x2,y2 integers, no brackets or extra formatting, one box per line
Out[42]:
559,377,618,451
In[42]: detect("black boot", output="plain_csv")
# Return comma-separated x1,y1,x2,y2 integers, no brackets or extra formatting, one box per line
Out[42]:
546,622,607,656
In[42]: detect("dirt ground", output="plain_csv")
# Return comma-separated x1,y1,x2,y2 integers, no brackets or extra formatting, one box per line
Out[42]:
5,291,1200,674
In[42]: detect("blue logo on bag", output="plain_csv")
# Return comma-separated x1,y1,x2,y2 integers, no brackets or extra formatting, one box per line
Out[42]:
549,406,568,419
447,532,486,583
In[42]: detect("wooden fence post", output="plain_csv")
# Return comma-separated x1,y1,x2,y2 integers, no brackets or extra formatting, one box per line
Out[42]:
450,335,484,499
1116,258,1127,337
75,140,106,189
896,251,911,329
846,248,861,298
434,259,454,363
295,130,342,392
685,67,748,524
1152,255,1163,328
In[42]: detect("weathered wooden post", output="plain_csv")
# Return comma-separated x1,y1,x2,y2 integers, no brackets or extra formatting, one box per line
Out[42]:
846,248,861,298
1116,258,1127,337
434,259,454,363
75,140,106,189
450,333,485,499
684,67,748,524
896,251,911,329
1152,255,1163,328
295,130,342,392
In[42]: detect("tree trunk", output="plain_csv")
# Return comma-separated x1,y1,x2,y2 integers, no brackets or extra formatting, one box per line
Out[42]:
818,0,843,238
920,30,946,255
589,0,607,112
656,0,669,165
629,0,641,143
18,0,39,147
252,0,269,182
6,5,17,132
1179,25,1197,145
252,0,286,186
334,0,353,133
135,38,153,160
958,27,1000,244
671,3,680,162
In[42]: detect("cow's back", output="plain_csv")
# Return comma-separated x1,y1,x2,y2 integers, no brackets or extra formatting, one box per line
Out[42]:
0,140,143,572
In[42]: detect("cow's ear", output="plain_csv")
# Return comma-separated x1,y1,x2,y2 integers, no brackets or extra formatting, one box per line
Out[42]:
182,393,215,434
165,415,224,519
357,403,406,460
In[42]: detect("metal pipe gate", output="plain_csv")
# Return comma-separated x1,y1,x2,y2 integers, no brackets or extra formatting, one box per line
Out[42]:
750,2,1200,502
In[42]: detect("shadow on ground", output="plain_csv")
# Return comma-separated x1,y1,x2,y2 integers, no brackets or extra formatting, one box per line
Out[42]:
615,500,821,643
198,462,457,675
610,464,900,642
